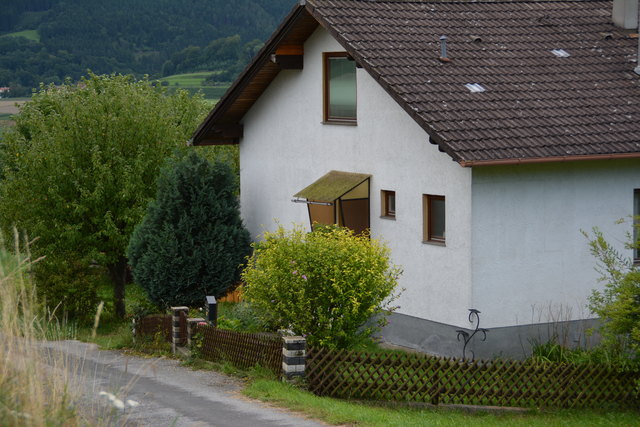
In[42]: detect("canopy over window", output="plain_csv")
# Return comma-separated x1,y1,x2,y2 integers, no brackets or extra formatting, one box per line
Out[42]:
293,170,371,234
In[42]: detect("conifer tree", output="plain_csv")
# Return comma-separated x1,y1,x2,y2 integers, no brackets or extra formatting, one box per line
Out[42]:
128,151,251,308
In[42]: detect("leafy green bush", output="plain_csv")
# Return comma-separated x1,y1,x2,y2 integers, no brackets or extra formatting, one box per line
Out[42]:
217,301,265,332
242,225,402,348
583,225,640,359
127,152,251,308
529,339,635,368
33,255,100,324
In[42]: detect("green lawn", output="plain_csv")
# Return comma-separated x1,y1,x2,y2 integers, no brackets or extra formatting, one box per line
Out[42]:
160,71,229,101
1,29,40,42
244,379,640,427
160,71,215,87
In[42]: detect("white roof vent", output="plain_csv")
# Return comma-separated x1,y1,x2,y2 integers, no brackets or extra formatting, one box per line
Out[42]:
551,49,571,57
465,83,486,93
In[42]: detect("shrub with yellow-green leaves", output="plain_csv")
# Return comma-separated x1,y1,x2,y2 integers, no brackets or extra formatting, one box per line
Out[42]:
242,225,402,349
585,224,640,359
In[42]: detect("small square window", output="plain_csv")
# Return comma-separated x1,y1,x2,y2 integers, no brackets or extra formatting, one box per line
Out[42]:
323,52,357,124
381,190,396,218
423,194,445,244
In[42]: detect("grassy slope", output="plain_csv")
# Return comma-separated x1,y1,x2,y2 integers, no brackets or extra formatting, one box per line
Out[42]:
244,379,640,427
160,71,229,101
1,29,40,42
1,238,85,424
160,72,215,86
0,99,28,126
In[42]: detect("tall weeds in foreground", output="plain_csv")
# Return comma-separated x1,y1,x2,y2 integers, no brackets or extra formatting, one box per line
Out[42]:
0,230,81,426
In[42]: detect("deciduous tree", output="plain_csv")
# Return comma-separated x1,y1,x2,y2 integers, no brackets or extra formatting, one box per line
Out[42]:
0,73,208,319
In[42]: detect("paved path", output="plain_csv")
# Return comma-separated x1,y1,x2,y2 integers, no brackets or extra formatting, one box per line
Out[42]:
41,340,326,427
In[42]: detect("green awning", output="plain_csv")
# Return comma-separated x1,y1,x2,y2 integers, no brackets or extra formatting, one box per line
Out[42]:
293,170,371,203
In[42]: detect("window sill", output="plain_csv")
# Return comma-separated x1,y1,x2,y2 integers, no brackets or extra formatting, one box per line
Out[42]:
322,120,357,126
422,240,446,247
380,215,396,221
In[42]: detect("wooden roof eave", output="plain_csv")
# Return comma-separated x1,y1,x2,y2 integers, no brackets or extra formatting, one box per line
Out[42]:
190,1,316,146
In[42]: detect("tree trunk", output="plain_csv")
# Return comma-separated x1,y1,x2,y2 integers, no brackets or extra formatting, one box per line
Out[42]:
107,255,128,319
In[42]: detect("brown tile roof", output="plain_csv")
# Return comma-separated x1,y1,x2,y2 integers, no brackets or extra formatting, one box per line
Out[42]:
192,0,640,165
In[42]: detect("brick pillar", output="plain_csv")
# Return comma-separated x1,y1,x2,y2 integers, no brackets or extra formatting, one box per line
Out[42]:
187,317,206,347
171,306,188,354
282,336,306,380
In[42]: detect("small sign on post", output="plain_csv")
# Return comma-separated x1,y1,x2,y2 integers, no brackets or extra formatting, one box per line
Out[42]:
206,296,217,327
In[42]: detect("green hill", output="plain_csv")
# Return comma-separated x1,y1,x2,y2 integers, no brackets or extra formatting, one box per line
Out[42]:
0,0,293,96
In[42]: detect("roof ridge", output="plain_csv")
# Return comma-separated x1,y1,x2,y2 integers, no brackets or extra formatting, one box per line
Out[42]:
348,0,608,4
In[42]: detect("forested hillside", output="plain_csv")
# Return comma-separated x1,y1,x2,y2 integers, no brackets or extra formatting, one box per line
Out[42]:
0,0,293,96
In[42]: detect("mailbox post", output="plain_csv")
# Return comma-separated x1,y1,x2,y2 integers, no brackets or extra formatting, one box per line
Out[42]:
206,296,217,327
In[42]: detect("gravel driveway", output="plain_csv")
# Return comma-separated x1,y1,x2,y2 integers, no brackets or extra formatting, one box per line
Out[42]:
41,340,326,427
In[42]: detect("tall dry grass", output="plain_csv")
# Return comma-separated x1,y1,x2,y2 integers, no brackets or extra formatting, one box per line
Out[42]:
0,229,82,426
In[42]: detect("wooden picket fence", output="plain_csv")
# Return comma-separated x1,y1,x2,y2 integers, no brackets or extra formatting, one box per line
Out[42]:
133,315,638,409
219,286,243,303
306,347,638,409
135,314,172,342
195,324,281,373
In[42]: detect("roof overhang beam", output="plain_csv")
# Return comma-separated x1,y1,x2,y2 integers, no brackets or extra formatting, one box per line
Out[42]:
271,45,304,69
189,124,243,146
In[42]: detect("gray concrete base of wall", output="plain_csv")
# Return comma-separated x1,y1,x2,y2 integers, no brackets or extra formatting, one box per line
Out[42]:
374,312,602,360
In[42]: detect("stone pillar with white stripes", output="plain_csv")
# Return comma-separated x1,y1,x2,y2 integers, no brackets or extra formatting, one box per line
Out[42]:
282,336,306,380
171,306,189,354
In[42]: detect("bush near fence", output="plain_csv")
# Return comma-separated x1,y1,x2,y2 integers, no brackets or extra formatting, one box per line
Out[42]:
194,324,281,373
136,314,172,343
306,347,639,409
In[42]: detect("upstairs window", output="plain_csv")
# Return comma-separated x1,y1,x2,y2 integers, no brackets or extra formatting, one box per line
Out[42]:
323,52,356,124
423,194,445,244
381,190,396,219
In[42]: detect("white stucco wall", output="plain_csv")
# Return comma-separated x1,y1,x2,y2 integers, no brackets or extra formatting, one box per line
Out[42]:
238,28,473,327
471,160,640,328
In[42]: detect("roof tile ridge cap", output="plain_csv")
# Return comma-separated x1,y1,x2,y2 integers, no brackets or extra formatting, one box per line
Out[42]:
440,117,638,133
371,0,606,3
448,126,637,141
436,108,639,120
417,86,637,97
427,100,637,114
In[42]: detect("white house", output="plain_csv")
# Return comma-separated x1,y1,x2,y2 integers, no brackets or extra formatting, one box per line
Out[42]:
191,0,640,358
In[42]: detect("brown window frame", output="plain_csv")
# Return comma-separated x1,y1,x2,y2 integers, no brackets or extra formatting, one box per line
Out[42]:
423,194,445,244
323,52,357,124
381,190,396,219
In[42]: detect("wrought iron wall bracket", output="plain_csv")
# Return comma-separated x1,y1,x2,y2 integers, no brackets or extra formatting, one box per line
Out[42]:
456,308,489,362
